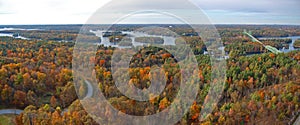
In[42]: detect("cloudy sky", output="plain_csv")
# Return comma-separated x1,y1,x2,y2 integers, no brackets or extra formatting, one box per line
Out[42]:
0,0,299,25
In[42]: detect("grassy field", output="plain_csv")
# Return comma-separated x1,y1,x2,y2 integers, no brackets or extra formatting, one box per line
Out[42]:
0,115,16,125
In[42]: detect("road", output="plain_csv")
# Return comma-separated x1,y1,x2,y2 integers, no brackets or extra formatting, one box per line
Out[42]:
0,109,23,115
292,114,300,125
0,80,94,115
83,80,93,99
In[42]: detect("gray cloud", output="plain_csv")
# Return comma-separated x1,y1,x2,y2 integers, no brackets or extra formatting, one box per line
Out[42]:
195,0,300,16
0,0,299,24
97,0,300,16
96,0,300,24
101,0,201,10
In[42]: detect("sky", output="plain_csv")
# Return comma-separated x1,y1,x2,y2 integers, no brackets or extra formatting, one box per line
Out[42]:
0,0,299,25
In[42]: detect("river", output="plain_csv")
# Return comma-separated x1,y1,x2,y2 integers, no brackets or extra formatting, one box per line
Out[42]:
258,36,300,53
0,33,29,40
0,28,40,40
92,30,300,58
214,36,300,58
90,30,176,48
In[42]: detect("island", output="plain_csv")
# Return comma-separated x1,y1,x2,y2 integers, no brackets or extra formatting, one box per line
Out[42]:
135,37,164,44
294,39,300,48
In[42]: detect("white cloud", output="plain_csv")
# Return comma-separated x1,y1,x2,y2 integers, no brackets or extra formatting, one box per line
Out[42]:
0,0,110,24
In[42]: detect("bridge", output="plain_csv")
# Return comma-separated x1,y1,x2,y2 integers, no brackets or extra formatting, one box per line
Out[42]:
243,31,282,54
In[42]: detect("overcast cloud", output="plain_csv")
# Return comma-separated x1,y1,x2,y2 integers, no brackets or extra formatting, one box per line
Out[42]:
0,0,299,24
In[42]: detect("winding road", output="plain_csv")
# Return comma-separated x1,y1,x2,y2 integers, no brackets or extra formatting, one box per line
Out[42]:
83,80,93,99
294,116,300,125
0,109,23,115
0,80,94,115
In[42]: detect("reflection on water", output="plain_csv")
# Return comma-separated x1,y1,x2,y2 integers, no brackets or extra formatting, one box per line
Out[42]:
0,33,29,40
0,28,33,40
90,30,176,48
0,33,13,37
258,36,300,53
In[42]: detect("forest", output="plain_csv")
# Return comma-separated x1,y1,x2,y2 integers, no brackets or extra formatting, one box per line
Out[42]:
294,39,300,48
135,37,164,44
0,25,299,125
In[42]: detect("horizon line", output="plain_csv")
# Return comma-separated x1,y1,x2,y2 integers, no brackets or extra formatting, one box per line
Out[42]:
1,23,300,26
